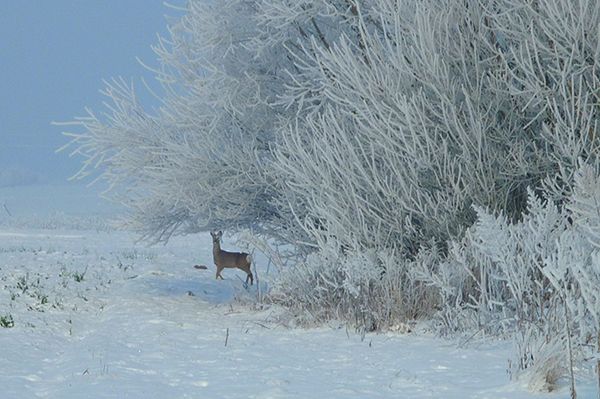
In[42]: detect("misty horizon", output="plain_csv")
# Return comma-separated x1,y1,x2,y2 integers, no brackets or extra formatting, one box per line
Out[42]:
0,1,184,187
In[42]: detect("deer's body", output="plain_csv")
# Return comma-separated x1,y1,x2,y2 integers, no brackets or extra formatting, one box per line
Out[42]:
211,231,253,285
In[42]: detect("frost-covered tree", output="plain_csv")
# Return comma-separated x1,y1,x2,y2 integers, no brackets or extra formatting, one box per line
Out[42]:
63,0,600,248
62,0,367,242
274,0,600,256
62,1,281,241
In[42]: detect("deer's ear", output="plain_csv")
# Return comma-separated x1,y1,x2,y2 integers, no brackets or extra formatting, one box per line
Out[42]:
218,230,223,236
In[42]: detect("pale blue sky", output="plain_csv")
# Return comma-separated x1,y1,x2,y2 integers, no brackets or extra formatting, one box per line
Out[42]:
0,1,184,185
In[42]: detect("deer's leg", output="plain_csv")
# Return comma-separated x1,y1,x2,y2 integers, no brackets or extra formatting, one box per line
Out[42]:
238,264,253,286
216,265,224,280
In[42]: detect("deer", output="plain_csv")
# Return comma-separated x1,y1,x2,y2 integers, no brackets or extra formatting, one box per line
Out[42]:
210,231,253,285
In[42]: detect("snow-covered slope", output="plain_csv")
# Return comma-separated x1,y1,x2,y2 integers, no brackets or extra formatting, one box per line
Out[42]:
0,228,595,398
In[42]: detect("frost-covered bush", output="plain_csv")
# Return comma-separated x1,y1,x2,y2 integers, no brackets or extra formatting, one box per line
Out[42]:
417,193,560,384
418,165,600,389
416,189,565,336
271,238,437,330
564,164,600,387
515,332,569,393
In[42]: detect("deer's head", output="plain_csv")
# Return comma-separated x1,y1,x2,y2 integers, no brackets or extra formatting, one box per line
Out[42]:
210,231,223,244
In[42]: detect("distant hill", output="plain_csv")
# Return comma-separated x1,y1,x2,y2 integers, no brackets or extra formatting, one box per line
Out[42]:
0,183,122,230
0,167,39,188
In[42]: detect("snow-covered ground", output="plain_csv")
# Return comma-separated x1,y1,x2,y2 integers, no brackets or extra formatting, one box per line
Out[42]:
0,183,595,398
0,227,596,398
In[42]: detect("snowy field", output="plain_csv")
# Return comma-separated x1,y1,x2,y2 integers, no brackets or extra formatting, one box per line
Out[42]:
0,184,594,399
0,226,596,399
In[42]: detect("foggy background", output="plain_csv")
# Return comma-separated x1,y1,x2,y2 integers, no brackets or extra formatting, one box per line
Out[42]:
0,1,183,187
